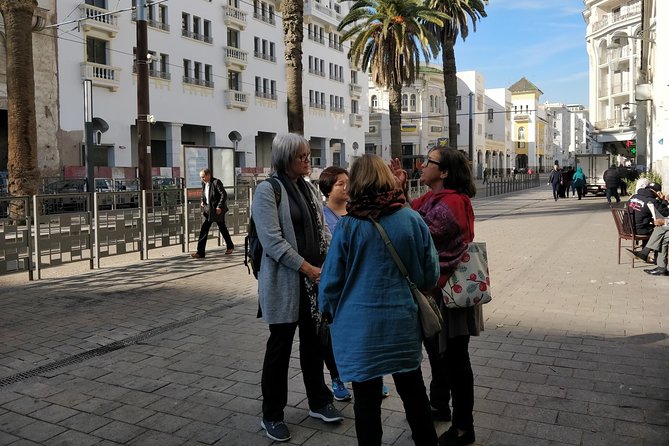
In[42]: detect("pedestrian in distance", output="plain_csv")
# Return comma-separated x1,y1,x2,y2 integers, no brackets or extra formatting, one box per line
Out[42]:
408,147,482,446
253,133,343,443
562,166,574,198
482,167,490,185
191,168,234,258
319,154,440,446
548,164,562,201
603,164,621,204
618,164,629,196
572,166,587,200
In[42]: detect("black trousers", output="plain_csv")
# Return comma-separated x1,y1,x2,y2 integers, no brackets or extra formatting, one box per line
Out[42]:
606,187,621,203
261,287,332,421
196,219,234,255
425,335,474,431
352,368,437,446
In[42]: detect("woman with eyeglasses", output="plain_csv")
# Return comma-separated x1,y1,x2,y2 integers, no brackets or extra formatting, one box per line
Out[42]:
400,147,481,446
252,133,343,442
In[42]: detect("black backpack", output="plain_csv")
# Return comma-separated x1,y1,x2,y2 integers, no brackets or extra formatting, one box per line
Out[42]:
245,178,281,279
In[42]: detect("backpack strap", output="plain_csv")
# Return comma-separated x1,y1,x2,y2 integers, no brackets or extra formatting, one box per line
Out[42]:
266,177,282,206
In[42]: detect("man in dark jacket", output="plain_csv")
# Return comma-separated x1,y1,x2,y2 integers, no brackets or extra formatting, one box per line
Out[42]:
603,164,621,204
627,182,668,235
192,168,234,258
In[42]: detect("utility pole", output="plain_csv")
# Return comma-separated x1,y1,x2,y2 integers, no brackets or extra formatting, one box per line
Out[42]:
136,0,152,190
468,92,474,167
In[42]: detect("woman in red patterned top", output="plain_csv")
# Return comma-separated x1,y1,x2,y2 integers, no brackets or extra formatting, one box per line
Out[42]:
401,147,482,446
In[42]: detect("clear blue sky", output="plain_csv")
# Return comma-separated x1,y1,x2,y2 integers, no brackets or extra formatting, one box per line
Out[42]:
449,0,589,106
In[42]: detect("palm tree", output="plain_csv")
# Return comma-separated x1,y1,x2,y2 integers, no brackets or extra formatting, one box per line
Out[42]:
339,0,448,159
281,0,304,135
0,0,39,217
427,0,487,154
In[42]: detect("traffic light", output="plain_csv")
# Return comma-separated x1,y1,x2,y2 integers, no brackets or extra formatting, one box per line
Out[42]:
626,140,637,155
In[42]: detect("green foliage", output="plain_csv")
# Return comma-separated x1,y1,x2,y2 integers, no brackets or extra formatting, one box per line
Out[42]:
624,171,663,192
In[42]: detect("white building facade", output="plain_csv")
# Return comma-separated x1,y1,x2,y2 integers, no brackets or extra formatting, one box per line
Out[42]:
544,103,572,167
583,0,642,160
55,0,366,182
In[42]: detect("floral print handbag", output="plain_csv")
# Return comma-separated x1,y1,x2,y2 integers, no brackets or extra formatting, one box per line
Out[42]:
442,242,492,309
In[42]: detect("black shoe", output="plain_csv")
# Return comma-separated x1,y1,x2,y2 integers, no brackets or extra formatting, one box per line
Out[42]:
439,426,475,446
644,267,668,276
626,249,648,263
430,405,452,422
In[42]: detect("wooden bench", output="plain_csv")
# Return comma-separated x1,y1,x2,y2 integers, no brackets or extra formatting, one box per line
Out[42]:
610,206,651,267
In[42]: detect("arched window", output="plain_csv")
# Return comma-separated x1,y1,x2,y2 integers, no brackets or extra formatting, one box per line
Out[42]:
370,95,378,111
518,127,525,140
402,94,408,111
429,95,434,112
410,94,416,111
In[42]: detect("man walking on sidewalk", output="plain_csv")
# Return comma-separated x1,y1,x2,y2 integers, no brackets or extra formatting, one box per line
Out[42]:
192,168,234,258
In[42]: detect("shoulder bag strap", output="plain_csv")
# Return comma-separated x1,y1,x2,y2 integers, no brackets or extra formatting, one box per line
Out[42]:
370,217,412,285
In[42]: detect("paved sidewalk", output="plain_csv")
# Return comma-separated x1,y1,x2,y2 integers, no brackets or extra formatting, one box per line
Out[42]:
1,185,668,445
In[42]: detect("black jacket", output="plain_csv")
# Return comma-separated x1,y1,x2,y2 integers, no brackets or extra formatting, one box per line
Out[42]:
603,168,620,188
549,169,562,185
201,177,228,222
628,188,668,234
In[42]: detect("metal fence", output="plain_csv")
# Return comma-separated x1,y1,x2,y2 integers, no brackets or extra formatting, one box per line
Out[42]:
0,187,251,280
484,173,541,197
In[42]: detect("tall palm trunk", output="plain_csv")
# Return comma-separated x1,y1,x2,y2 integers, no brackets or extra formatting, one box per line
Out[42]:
0,0,38,221
388,83,402,159
282,0,304,135
441,32,458,151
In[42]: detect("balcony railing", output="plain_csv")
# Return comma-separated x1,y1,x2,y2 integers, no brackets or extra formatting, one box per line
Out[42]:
181,29,213,44
594,118,619,130
224,46,249,70
329,74,344,82
330,106,345,114
79,4,119,37
592,1,641,32
304,0,343,26
132,65,171,80
253,12,276,25
254,51,276,62
223,5,247,29
80,62,121,91
255,91,278,100
309,68,325,77
309,102,326,110
349,113,363,127
225,90,249,109
183,77,214,88
328,41,343,51
349,83,362,96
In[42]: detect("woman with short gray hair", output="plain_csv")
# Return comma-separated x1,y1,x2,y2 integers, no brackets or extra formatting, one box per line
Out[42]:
252,133,342,442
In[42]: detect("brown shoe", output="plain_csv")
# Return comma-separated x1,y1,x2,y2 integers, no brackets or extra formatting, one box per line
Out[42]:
225,248,234,255
191,253,204,258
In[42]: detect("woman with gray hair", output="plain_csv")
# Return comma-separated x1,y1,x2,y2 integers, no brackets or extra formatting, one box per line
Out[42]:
252,133,343,442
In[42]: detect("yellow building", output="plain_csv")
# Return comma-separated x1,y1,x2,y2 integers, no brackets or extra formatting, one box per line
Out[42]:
509,77,549,171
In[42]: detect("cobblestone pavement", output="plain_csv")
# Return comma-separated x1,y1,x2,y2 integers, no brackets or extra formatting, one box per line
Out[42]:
1,184,668,445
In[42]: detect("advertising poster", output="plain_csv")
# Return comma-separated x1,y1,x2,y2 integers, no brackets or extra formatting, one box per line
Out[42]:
185,146,209,189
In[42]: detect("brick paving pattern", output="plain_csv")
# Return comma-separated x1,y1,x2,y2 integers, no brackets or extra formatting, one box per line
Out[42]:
1,183,667,445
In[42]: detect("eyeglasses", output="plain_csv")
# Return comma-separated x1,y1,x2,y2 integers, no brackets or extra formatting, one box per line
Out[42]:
422,158,441,168
297,153,311,163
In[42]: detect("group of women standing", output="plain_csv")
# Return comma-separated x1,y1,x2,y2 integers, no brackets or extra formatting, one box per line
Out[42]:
252,133,482,446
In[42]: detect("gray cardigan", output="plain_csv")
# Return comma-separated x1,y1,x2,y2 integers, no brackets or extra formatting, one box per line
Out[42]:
252,177,330,324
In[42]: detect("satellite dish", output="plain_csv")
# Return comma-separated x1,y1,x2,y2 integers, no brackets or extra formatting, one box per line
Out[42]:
228,131,242,142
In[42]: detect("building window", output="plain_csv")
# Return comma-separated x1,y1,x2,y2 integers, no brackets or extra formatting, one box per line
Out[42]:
351,99,359,114
228,29,240,48
229,70,241,90
86,37,108,64
86,0,107,8
456,95,462,111
402,94,408,112
457,123,460,135
410,94,416,112
371,95,377,111
488,108,494,121
203,20,212,42
181,12,190,34
518,127,525,140
204,64,213,85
